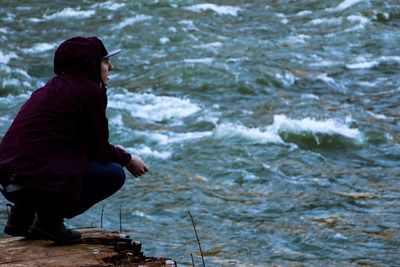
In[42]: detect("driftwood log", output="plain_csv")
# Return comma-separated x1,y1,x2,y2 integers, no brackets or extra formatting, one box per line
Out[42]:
0,228,176,266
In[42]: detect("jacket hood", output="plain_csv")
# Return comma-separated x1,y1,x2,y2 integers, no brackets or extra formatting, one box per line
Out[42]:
54,36,108,84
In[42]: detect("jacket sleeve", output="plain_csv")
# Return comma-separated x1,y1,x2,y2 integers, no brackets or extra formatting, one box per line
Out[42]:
82,88,131,166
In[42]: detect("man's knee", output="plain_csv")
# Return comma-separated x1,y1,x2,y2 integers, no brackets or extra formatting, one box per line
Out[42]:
109,162,126,189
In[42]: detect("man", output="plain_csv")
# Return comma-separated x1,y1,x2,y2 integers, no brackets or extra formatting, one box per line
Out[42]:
0,36,148,244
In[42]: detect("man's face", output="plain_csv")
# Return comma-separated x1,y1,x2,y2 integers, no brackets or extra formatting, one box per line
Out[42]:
100,58,113,85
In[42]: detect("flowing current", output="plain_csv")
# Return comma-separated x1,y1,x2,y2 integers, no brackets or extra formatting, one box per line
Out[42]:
0,1,399,266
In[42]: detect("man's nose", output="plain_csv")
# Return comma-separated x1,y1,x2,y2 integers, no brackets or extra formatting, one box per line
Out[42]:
109,63,114,71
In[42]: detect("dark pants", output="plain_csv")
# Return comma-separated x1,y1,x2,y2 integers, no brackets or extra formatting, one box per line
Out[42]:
2,161,126,219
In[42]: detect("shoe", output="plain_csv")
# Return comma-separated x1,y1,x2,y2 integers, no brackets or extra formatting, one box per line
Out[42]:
29,217,81,245
4,204,36,238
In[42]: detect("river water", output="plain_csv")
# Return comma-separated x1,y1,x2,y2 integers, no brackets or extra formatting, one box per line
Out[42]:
0,1,399,266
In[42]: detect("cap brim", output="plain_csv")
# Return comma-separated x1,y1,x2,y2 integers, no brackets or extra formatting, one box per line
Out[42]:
103,49,122,59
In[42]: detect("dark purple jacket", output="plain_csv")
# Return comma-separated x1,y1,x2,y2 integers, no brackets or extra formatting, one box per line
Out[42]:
0,37,130,200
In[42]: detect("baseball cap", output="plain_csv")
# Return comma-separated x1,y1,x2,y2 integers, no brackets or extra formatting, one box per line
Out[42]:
103,49,122,59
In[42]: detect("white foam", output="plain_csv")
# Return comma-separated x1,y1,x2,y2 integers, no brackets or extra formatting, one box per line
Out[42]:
183,58,214,64
21,43,56,54
276,13,289,24
346,56,400,70
142,130,213,145
333,233,348,240
132,210,152,220
323,14,369,34
26,18,43,23
342,24,366,34
2,66,30,79
357,81,376,87
108,89,201,122
126,145,171,159
269,114,363,140
226,57,247,63
92,1,125,11
44,8,95,19
179,20,196,30
327,0,365,12
301,94,320,100
309,17,343,26
296,10,312,16
315,73,335,83
366,111,387,120
235,169,258,181
193,42,223,52
184,3,241,16
212,115,363,145
195,109,221,125
109,114,124,127
214,123,284,144
346,60,379,69
0,50,17,64
379,56,400,64
2,78,20,88
0,93,30,106
112,15,152,30
285,34,310,45
310,59,341,68
159,37,170,44
275,72,295,87
0,115,10,122
3,13,15,22
347,15,370,24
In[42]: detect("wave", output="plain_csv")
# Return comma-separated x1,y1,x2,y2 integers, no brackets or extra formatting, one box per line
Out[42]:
346,56,400,69
159,37,170,45
214,122,284,144
326,0,366,12
183,3,241,16
112,113,364,157
314,73,335,84
0,92,30,104
309,14,370,29
346,61,379,69
140,130,212,146
1,63,36,91
276,13,289,24
193,42,223,53
296,10,312,17
91,1,125,11
213,115,363,148
0,50,17,64
21,43,57,54
310,17,343,26
126,145,171,160
43,7,95,20
366,111,387,120
271,115,361,139
108,89,201,123
285,34,311,45
184,58,214,64
111,15,152,30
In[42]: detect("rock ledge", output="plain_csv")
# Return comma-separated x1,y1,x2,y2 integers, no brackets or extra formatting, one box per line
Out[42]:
0,227,176,267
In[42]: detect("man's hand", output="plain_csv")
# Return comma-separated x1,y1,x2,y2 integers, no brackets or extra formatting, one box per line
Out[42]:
125,155,149,177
